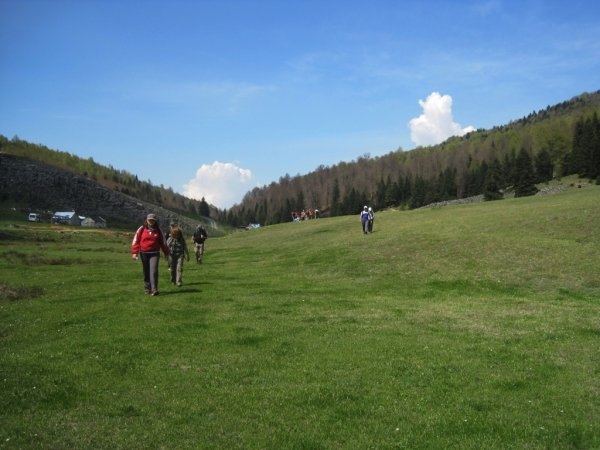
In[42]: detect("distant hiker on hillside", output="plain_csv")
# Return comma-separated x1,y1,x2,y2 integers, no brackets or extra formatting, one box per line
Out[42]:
367,207,375,233
360,205,370,234
192,224,208,264
131,213,170,296
167,225,190,286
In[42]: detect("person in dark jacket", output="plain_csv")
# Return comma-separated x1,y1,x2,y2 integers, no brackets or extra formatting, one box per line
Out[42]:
192,224,208,264
131,213,170,296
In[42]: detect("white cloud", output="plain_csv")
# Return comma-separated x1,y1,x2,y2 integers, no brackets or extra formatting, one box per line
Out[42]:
183,161,256,209
408,92,475,147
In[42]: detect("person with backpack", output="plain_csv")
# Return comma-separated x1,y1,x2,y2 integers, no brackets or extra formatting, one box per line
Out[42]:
192,224,208,264
167,226,189,286
131,213,170,296
360,205,370,234
367,206,375,233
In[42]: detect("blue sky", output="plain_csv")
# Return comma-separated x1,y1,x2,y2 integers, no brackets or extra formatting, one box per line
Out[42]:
1,0,599,209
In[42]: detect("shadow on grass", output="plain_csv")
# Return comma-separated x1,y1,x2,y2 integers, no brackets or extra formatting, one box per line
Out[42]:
177,280,213,287
154,287,204,296
0,283,44,301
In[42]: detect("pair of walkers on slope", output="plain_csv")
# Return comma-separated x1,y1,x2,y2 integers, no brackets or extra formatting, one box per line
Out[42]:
360,206,375,234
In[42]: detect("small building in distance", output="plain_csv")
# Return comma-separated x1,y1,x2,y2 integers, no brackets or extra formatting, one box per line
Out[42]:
51,211,80,226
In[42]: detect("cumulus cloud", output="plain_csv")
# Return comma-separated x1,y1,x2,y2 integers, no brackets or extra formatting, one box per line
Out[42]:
408,92,475,147
183,161,256,209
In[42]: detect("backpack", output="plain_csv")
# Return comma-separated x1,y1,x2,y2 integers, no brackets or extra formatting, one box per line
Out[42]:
193,227,207,243
168,236,185,256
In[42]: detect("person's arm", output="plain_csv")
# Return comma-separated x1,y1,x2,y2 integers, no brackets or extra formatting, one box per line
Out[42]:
159,230,170,258
131,226,143,259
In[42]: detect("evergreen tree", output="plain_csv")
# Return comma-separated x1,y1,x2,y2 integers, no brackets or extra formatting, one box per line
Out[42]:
434,167,458,201
384,180,397,207
199,197,210,217
572,118,588,177
502,150,517,186
295,190,305,212
483,159,504,201
462,160,488,197
590,112,600,180
374,177,387,210
409,176,427,209
534,148,554,183
571,113,600,180
399,176,412,205
514,148,539,197
341,187,363,215
330,178,341,216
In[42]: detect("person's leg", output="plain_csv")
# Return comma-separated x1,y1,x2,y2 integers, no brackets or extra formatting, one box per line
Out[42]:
169,254,177,283
148,254,160,294
176,255,184,285
197,243,204,263
140,252,151,293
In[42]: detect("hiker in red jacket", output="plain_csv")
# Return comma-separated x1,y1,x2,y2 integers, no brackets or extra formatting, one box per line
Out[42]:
131,213,170,296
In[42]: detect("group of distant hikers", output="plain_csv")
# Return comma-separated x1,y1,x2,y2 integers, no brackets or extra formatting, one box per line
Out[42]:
131,213,207,296
291,208,319,221
360,205,375,234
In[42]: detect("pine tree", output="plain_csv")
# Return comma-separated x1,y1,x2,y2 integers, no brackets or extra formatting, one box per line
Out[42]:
572,118,586,176
483,159,504,201
199,197,210,217
514,148,539,197
502,150,516,186
590,112,600,180
384,180,397,207
534,148,554,183
409,176,427,208
571,113,600,180
330,178,341,216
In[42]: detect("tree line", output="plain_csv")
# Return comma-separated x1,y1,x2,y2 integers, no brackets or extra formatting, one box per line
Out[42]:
2,91,598,229
218,92,600,227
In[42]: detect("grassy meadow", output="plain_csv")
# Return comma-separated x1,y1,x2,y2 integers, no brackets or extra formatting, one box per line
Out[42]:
1,182,599,449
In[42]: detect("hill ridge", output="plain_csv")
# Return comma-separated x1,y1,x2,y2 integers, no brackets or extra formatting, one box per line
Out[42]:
0,152,210,233
1,89,599,228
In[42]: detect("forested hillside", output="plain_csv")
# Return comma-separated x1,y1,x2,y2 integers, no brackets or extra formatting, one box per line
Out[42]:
221,90,600,226
2,90,599,228
0,135,213,220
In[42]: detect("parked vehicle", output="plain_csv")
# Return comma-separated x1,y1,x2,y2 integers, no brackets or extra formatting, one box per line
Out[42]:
28,213,41,222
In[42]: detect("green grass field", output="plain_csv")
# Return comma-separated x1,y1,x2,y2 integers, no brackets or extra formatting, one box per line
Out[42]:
1,183,599,449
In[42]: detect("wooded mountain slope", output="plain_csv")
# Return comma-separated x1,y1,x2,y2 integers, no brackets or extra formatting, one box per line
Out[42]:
222,90,600,226
2,90,599,228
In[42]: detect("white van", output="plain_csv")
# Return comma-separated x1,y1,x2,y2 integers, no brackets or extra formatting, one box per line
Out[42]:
28,213,40,222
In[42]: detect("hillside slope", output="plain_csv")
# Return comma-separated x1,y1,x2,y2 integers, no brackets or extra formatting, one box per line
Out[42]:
223,90,600,225
0,153,211,233
1,90,598,230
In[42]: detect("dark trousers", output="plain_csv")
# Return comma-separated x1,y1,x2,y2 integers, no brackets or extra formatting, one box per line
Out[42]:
140,251,160,292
